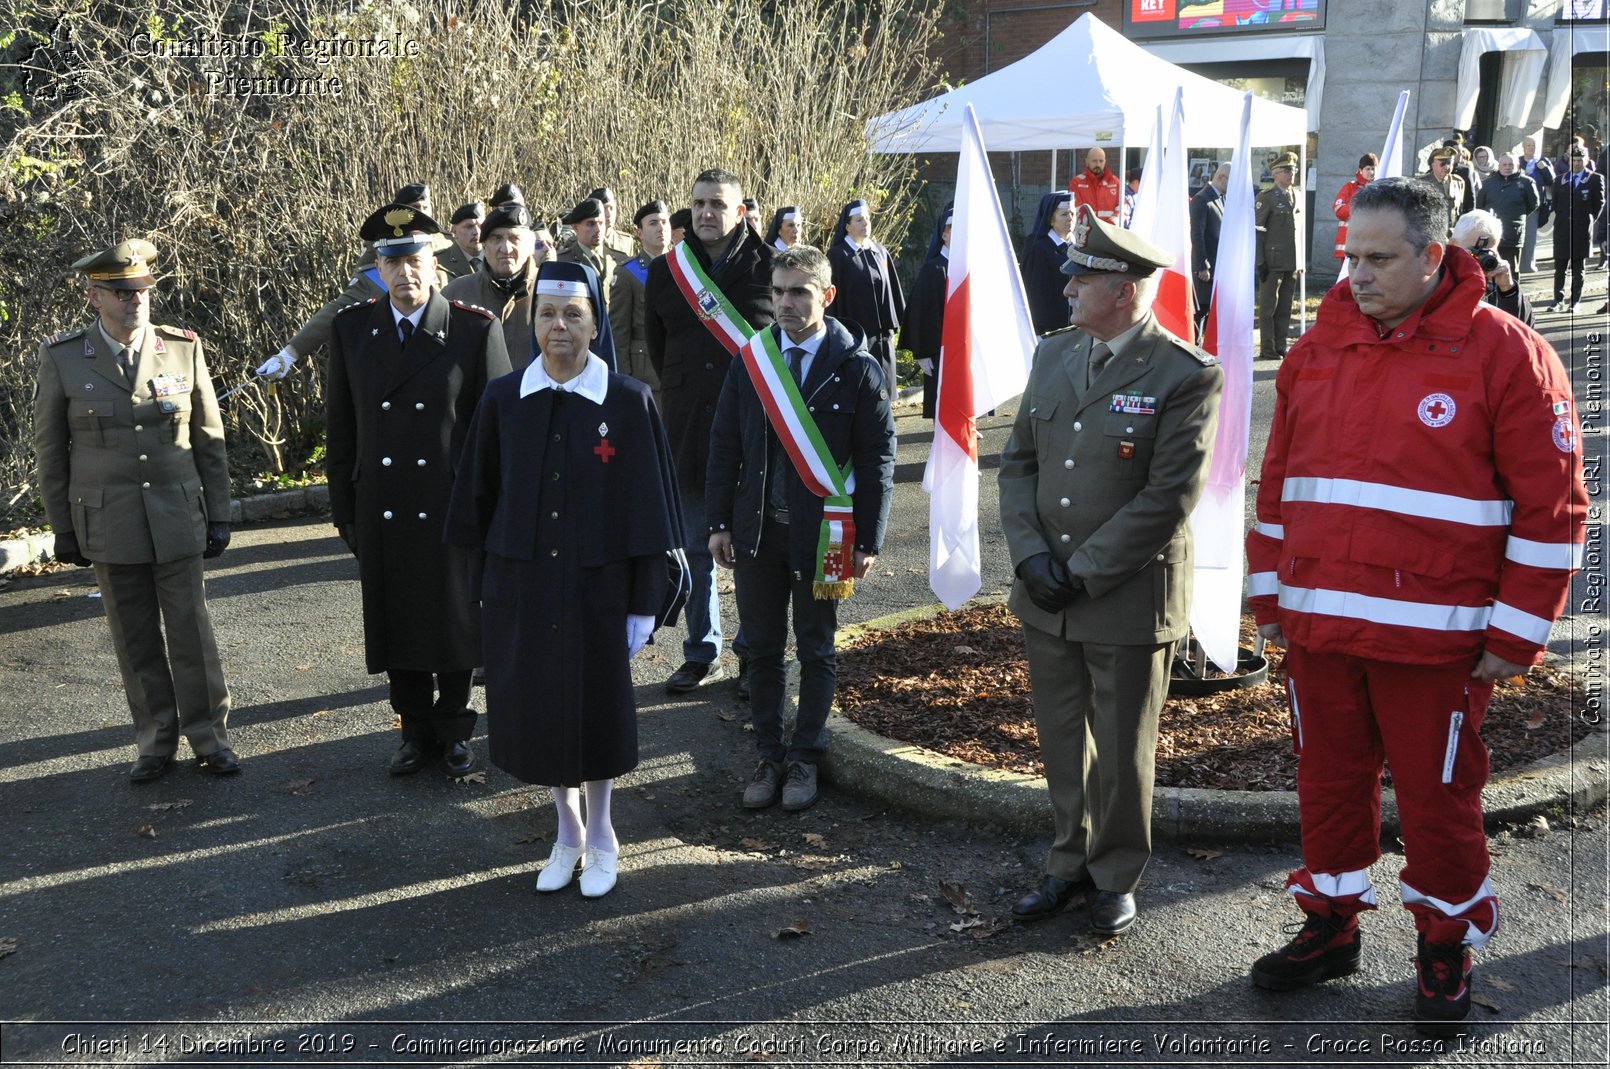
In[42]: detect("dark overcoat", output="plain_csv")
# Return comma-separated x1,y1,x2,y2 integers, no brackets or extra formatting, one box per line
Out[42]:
1552,170,1607,260
1021,233,1071,336
828,237,907,387
326,291,510,674
899,254,948,420
644,228,774,494
444,370,682,786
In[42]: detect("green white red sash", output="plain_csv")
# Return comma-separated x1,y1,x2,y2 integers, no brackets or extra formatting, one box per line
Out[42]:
666,240,755,356
738,327,858,599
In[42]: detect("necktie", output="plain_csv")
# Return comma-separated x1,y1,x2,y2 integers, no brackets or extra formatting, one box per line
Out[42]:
785,346,805,386
117,346,135,384
1087,342,1112,388
398,319,414,346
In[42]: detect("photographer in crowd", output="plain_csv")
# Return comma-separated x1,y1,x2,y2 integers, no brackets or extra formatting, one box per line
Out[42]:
1450,209,1533,327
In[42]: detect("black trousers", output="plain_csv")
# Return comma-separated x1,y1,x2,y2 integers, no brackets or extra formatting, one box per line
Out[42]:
388,669,475,743
735,518,839,766
1554,256,1587,304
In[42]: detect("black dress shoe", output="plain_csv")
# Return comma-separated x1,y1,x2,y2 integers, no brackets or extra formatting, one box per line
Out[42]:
1091,890,1137,936
1012,875,1093,921
389,739,433,776
443,741,476,776
128,754,173,783
736,656,750,702
666,661,723,694
196,748,240,775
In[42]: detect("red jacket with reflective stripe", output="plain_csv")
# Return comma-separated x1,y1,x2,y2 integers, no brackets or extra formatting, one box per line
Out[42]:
1247,250,1585,666
1069,168,1123,225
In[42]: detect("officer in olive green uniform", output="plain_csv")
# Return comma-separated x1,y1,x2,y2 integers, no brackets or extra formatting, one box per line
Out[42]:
1255,151,1304,360
1419,145,1469,240
436,201,484,281
441,202,539,370
33,240,238,782
558,197,617,321
999,207,1222,936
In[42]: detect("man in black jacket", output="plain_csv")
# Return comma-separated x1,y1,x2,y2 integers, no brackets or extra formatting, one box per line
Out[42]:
707,245,896,811
1189,163,1229,340
645,169,775,693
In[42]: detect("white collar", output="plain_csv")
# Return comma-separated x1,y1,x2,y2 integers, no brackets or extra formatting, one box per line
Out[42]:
939,246,950,259
773,237,789,251
843,234,864,252
391,300,427,331
778,322,827,358
520,351,610,402
1048,229,1068,246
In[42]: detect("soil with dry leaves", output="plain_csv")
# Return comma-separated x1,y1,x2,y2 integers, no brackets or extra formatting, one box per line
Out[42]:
837,604,1591,791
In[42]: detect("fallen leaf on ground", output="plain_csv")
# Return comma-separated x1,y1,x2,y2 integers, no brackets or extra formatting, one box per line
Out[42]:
1526,709,1546,730
775,919,812,939
294,664,313,671
948,915,984,933
740,837,772,851
453,771,487,784
514,831,546,845
889,860,904,870
137,824,156,838
1488,976,1515,992
1185,846,1223,860
1470,993,1502,1013
1528,881,1569,903
0,937,17,959
940,879,976,915
279,779,315,795
802,832,827,848
717,710,739,722
146,799,192,812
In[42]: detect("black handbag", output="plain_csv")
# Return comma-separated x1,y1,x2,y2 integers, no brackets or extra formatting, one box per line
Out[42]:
658,547,691,629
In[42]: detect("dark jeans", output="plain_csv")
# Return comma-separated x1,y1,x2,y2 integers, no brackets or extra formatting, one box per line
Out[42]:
389,668,475,743
735,518,838,765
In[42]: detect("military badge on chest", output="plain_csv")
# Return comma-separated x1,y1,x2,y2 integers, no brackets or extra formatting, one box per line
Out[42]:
593,422,615,464
148,372,191,413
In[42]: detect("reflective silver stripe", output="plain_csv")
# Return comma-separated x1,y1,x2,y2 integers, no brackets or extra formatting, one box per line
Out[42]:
1441,709,1464,785
1504,534,1585,570
1277,584,1491,632
1282,476,1513,527
1247,571,1279,597
1287,677,1303,750
1489,600,1554,644
1253,521,1285,539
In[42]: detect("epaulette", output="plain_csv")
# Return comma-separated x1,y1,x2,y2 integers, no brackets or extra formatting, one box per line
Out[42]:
44,327,87,347
449,298,496,320
1042,325,1080,338
1166,333,1219,366
334,297,379,318
155,324,197,340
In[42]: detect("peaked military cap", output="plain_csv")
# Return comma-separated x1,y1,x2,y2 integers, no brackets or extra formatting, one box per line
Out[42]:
359,203,443,257
1271,151,1298,172
480,202,534,240
1429,145,1457,162
1060,204,1172,277
450,201,485,225
72,239,158,290
562,197,604,225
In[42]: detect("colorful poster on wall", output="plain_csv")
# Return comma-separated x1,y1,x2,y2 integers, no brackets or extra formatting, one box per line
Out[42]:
1125,0,1326,39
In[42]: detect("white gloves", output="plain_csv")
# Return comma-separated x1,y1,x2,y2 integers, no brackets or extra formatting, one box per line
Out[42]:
255,347,298,379
918,358,935,375
627,614,655,657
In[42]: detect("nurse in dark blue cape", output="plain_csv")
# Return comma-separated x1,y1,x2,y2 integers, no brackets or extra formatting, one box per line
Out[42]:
1021,190,1075,335
764,206,805,251
826,198,905,390
444,259,682,899
898,204,951,421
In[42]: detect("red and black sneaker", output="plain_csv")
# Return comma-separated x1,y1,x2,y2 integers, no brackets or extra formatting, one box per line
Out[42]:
1414,933,1473,1034
1251,913,1362,991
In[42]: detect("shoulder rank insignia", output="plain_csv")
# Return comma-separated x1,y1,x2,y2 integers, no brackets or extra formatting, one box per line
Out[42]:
335,297,379,317
155,324,197,340
449,299,495,320
45,327,87,347
1166,334,1218,365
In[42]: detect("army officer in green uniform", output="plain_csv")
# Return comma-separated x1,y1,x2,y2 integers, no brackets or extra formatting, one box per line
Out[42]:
33,240,238,782
999,206,1222,936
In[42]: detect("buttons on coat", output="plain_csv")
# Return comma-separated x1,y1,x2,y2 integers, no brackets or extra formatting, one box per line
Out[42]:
382,401,391,410
1157,552,1166,561
134,424,144,432
141,481,151,489
1064,459,1074,469
383,510,394,519
1060,533,1071,543
418,512,427,520
382,457,392,466
139,454,148,462
1060,497,1070,507
415,402,425,411
550,511,559,520
550,548,559,557
550,472,560,481
1072,420,1082,431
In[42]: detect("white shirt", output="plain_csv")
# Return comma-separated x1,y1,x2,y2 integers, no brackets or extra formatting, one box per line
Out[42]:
778,322,827,384
390,301,426,341
1048,229,1068,246
519,351,610,403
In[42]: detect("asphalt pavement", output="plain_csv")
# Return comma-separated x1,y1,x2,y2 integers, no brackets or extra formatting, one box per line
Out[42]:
0,287,1605,1067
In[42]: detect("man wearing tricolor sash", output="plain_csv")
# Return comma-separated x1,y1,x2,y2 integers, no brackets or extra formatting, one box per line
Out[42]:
1247,178,1587,1034
645,169,776,695
706,245,895,812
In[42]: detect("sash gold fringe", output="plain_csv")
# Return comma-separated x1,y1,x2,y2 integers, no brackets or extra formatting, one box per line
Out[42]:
813,579,854,600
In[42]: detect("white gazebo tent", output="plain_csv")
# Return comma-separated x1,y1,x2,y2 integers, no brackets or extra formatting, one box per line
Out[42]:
867,13,1308,160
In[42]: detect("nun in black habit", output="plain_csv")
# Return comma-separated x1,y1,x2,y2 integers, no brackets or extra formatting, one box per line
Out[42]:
898,204,951,421
444,259,682,899
763,205,805,251
826,198,906,390
1020,190,1075,335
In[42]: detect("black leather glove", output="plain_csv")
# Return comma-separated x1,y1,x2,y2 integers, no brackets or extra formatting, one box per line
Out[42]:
1016,552,1078,614
337,524,357,556
52,530,91,568
203,523,230,559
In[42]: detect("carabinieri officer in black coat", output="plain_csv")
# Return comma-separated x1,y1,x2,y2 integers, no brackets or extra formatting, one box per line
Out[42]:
326,203,511,778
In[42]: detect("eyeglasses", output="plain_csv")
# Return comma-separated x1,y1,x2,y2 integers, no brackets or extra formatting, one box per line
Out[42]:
94,286,148,303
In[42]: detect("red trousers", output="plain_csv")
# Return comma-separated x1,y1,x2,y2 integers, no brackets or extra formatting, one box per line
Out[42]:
1283,645,1499,947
